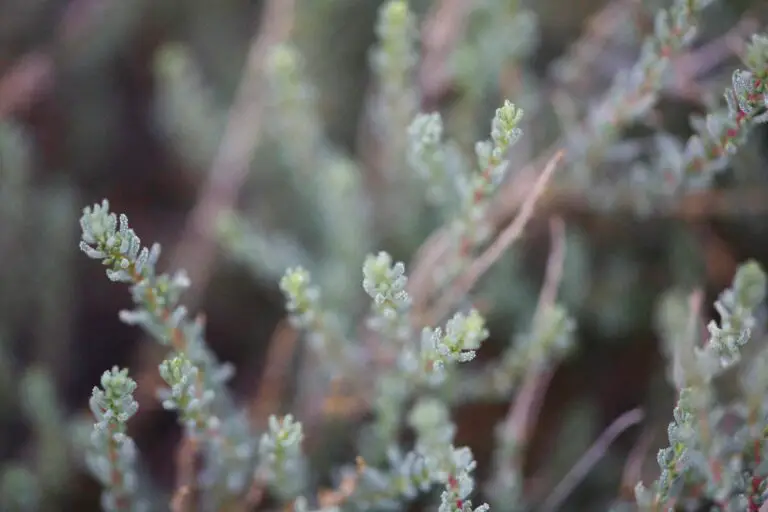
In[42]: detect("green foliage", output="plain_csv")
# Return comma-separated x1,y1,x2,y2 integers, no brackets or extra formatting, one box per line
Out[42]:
73,1,768,510
3,0,768,510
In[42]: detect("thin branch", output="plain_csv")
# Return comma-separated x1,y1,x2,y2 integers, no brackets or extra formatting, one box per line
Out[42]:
619,426,656,499
540,408,645,512
526,184,768,220
170,436,198,512
170,0,295,306
551,0,639,95
535,217,567,318
408,143,563,317
426,149,565,324
501,215,568,449
672,289,704,390
248,319,300,429
418,0,474,108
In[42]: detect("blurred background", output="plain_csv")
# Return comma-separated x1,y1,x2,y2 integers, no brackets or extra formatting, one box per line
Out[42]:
1,0,768,510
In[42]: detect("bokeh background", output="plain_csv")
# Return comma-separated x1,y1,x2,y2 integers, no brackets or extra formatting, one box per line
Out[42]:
1,0,768,510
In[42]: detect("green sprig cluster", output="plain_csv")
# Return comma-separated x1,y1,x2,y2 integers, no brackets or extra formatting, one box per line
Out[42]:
86,367,144,512
636,260,768,510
